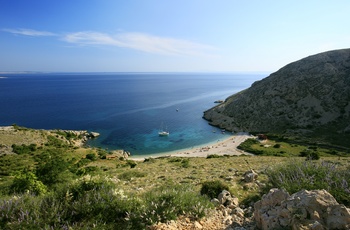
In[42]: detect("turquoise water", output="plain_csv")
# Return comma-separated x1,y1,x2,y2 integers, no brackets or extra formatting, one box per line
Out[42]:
0,73,265,155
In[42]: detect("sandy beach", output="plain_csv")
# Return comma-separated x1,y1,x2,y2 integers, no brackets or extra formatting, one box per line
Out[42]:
130,132,254,161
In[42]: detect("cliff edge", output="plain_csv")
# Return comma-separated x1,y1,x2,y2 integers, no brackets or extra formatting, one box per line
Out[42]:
204,48,350,147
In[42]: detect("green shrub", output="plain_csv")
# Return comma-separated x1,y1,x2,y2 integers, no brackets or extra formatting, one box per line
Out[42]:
67,175,116,200
181,158,190,168
200,180,230,199
168,157,190,168
266,160,350,206
206,154,224,159
126,160,137,168
75,158,91,168
85,153,97,161
132,184,213,227
143,157,156,163
10,170,47,195
299,149,320,160
45,135,67,148
97,149,108,159
36,152,70,186
273,143,281,148
12,144,36,154
75,166,98,176
54,130,78,140
168,157,182,162
0,182,213,229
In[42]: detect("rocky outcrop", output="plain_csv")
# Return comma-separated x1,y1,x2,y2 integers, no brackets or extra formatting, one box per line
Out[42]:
49,130,100,147
254,188,350,230
203,49,350,146
151,187,350,230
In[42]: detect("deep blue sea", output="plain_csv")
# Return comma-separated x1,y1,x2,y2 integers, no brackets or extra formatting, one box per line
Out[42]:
0,73,265,155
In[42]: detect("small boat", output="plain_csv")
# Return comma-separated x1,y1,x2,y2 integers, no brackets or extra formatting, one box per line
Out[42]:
159,123,169,136
159,130,169,136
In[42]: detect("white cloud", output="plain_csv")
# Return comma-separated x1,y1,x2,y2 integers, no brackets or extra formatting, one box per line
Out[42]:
2,28,56,36
63,31,218,57
3,28,218,57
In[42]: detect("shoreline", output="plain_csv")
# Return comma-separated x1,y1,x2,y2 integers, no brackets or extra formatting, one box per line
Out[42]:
1,125,254,160
130,132,254,161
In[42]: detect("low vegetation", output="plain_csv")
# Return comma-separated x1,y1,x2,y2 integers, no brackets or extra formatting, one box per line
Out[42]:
237,135,349,157
265,160,350,206
0,125,349,229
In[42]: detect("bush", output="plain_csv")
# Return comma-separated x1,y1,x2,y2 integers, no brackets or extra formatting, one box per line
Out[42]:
45,135,67,148
143,157,156,163
299,150,320,160
132,184,213,227
97,149,108,159
168,157,190,168
0,182,213,229
126,160,137,168
206,154,223,159
266,160,350,206
12,144,36,154
273,143,281,148
67,175,116,200
36,151,70,186
10,170,47,195
200,180,230,199
85,153,97,161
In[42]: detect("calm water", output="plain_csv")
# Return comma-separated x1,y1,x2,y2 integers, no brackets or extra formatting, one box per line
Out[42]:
0,73,265,155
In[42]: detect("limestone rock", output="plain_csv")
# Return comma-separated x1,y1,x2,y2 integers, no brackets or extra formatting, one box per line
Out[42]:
254,188,350,230
218,190,231,204
89,132,100,138
243,169,258,183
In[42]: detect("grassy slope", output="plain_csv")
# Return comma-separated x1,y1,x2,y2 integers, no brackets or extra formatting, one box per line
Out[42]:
1,126,348,203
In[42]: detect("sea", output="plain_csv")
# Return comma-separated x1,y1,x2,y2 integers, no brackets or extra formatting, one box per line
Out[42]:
0,73,265,156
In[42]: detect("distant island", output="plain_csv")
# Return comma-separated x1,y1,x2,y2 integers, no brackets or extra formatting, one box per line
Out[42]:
204,48,350,149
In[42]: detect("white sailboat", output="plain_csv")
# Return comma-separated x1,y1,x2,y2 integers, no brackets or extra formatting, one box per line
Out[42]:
158,123,169,136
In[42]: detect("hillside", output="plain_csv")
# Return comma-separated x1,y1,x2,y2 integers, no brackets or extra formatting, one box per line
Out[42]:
203,49,350,148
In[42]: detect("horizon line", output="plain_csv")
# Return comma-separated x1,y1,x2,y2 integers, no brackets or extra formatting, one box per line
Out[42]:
0,70,272,75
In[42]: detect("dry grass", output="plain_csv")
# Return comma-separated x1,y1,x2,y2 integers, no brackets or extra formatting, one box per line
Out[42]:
90,155,298,202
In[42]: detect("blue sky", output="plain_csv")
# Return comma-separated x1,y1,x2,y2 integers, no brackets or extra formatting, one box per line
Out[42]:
1,0,349,73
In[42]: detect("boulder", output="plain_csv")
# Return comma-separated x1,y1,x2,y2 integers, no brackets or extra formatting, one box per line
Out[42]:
89,132,100,138
254,188,350,230
218,190,231,204
243,169,258,183
218,190,239,207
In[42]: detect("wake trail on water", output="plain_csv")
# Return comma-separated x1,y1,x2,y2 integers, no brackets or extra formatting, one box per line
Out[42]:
88,89,239,123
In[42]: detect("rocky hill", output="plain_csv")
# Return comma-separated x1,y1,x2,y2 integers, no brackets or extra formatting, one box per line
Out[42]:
204,49,350,147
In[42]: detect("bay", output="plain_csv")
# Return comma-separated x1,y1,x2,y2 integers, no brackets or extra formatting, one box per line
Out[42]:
0,73,265,155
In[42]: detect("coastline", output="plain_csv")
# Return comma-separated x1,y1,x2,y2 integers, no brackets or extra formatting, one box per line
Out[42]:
130,132,254,161
1,125,253,161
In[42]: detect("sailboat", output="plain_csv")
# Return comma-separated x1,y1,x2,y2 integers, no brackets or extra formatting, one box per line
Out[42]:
158,123,169,136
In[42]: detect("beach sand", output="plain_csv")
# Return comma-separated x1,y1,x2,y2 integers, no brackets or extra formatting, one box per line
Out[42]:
130,132,254,161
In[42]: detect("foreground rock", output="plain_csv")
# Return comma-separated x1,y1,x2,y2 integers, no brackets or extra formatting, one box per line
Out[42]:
254,188,350,230
203,49,350,147
151,187,350,230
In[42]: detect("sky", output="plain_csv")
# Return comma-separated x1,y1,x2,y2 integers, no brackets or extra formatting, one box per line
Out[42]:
0,0,349,73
